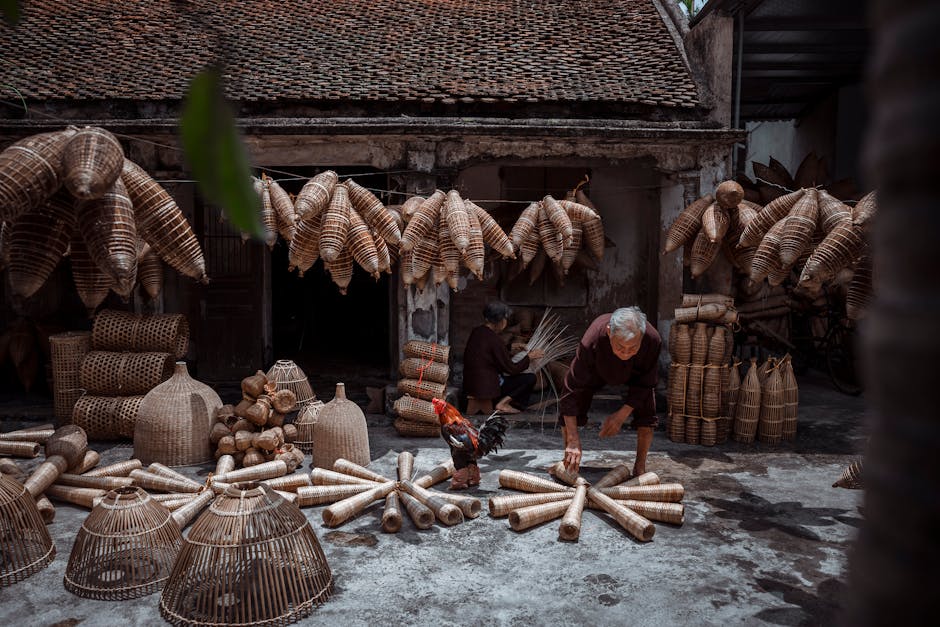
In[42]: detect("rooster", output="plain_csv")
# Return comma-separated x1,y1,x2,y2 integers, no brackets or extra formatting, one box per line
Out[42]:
432,398,508,490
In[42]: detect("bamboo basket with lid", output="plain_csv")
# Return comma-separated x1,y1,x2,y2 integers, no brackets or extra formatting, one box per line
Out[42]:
312,383,370,470
0,473,56,587
159,483,333,626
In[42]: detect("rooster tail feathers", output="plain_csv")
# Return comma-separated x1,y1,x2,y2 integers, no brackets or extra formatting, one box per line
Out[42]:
477,414,508,457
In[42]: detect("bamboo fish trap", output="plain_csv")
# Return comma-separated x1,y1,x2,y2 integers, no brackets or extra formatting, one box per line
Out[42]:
0,473,56,587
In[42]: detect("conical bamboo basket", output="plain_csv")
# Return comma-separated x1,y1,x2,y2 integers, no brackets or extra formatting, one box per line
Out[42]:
311,383,370,470
0,129,76,222
318,183,350,263
8,192,74,299
347,207,380,277
671,323,692,364
667,364,688,420
76,177,138,293
64,486,182,600
294,170,337,220
288,210,322,275
691,323,709,365
68,233,112,312
266,176,296,242
734,359,761,443
800,219,865,285
664,195,712,253
134,362,221,466
739,188,804,248
781,356,799,441
498,470,572,494
160,483,332,626
832,459,863,489
63,127,124,200
344,179,400,246
758,367,785,445
137,244,164,300
779,189,818,267
0,473,55,587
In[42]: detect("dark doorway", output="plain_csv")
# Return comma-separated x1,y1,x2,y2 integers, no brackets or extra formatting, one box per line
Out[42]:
268,166,395,390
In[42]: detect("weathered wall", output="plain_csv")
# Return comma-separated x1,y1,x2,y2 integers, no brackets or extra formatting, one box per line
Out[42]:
683,11,734,127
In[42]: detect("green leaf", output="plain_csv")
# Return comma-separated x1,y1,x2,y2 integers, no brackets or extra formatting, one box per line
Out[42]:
180,68,263,238
0,0,20,25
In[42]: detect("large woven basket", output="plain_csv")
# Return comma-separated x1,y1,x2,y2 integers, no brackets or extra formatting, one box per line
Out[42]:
62,127,124,200
134,362,221,466
312,383,370,470
64,486,182,600
393,395,438,424
79,351,174,396
402,340,449,364
7,192,74,299
294,400,325,454
159,483,332,626
92,309,189,359
0,473,56,587
72,394,144,440
399,358,450,385
397,378,446,402
0,129,76,223
265,360,316,412
50,331,91,424
393,417,441,438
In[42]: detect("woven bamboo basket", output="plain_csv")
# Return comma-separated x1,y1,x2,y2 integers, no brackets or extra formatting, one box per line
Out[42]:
463,204,486,279
739,188,804,248
684,416,701,445
749,218,786,283
309,467,376,487
623,472,661,487
603,500,685,526
64,486,181,600
262,473,313,493
781,356,799,441
380,491,403,533
68,233,111,312
0,428,54,444
667,364,688,422
675,303,727,324
0,473,56,587
400,481,463,526
80,351,174,396
134,362,221,466
733,359,761,443
72,394,144,440
430,491,482,519
401,191,444,252
8,192,73,299
55,473,134,491
518,227,539,267
558,482,588,541
318,183,351,263
294,400,325,454
265,360,316,412
397,378,446,402
128,470,200,494
0,440,40,458
347,206,380,277
392,491,431,529
393,417,440,437
469,201,514,259
816,189,852,234
63,127,124,200
399,358,449,385
537,204,564,263
76,177,137,293
847,255,873,321
779,189,819,267
800,219,865,285
373,229,392,274
149,463,204,491
715,180,744,209
701,202,729,243
410,232,437,280
265,176,296,242
0,129,76,222
137,244,163,301
706,326,726,365
84,459,142,478
507,498,572,532
212,460,289,485
50,331,91,424
333,459,390,484
758,368,785,445
579,216,604,262
344,179,401,246
413,460,455,489
714,416,731,444
593,463,634,489
509,202,540,251
294,170,337,220
852,190,877,232
325,247,354,294
587,489,655,542
700,418,718,446
542,195,573,243
121,159,207,284
442,191,469,253
664,195,712,253
667,413,685,443
686,364,704,418
498,470,572,494
719,364,732,415
690,230,720,279
832,459,863,489
394,451,414,482
702,366,722,418
295,484,373,507
312,383,370,470
690,323,709,366
253,178,277,249
322,481,395,527
598,483,684,503
560,199,600,223
488,492,571,518
160,483,332,626
392,396,437,425
91,309,189,359
288,210,322,275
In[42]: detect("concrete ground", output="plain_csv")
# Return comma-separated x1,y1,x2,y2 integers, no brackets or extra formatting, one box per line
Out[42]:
0,372,867,626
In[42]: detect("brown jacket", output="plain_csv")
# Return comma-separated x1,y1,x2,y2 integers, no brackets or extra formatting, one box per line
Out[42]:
462,325,530,399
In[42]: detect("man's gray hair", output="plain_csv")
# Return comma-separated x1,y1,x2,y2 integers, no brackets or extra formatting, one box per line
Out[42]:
609,307,647,342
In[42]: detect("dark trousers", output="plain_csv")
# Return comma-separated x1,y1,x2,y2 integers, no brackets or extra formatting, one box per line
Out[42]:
500,372,536,409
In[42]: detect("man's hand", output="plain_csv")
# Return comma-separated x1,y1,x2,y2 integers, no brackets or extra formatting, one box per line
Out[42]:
528,348,545,360
599,405,633,438
562,415,582,472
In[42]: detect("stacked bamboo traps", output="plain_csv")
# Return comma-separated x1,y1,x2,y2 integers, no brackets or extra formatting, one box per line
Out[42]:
0,128,209,309
283,172,401,294
491,464,685,542
508,192,605,286
293,453,481,532
210,369,304,470
398,190,515,291
731,355,799,444
666,295,737,446
394,339,450,437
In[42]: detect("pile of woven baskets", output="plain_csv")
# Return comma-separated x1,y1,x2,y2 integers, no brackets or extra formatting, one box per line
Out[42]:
666,294,738,446
397,190,515,291
210,370,304,470
393,340,450,437
0,127,207,310
732,355,799,445
507,191,605,286
69,310,188,439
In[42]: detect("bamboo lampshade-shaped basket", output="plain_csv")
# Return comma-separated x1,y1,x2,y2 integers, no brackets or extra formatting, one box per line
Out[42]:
64,487,182,600
0,473,56,587
311,383,370,470
159,483,333,626
50,331,91,424
134,362,222,466
265,360,316,412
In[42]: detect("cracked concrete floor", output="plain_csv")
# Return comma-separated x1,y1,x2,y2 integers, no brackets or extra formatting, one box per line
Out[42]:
0,373,866,626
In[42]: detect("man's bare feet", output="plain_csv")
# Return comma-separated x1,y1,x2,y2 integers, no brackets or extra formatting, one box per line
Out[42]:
495,403,520,414
632,465,646,477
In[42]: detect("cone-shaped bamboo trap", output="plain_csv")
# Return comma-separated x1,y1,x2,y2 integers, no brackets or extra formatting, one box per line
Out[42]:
160,482,333,627
265,360,316,412
64,486,183,600
0,473,55,587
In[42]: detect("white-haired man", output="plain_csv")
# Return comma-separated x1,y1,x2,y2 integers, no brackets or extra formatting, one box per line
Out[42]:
560,307,661,475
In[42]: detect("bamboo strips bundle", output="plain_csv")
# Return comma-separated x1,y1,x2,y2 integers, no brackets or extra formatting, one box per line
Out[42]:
587,489,655,542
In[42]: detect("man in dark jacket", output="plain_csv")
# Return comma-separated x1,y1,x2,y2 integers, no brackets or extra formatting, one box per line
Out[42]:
560,306,661,475
462,302,544,414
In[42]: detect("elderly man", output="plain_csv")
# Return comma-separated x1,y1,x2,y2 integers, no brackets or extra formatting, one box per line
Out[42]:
560,306,661,475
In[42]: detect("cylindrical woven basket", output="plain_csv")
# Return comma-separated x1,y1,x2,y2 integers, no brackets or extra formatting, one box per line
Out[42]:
311,383,370,470
393,396,438,424
0,473,56,587
397,378,446,402
64,486,182,600
700,418,718,446
50,331,92,425
72,395,144,440
134,362,222,466
91,309,190,359
686,364,704,418
79,351,174,396
685,416,701,445
402,340,449,364
159,483,333,626
399,358,450,384
667,414,685,443
733,359,762,443
498,469,573,494
667,364,687,419
781,356,799,441
672,324,691,364
702,366,722,418
294,400,325,454
690,323,709,365
265,360,316,412
393,417,440,438
716,416,732,444
758,368,785,445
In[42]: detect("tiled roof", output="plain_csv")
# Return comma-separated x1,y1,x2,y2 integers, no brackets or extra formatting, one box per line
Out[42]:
0,1,700,109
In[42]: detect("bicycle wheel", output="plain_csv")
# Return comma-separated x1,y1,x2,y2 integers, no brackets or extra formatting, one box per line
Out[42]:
826,323,864,396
